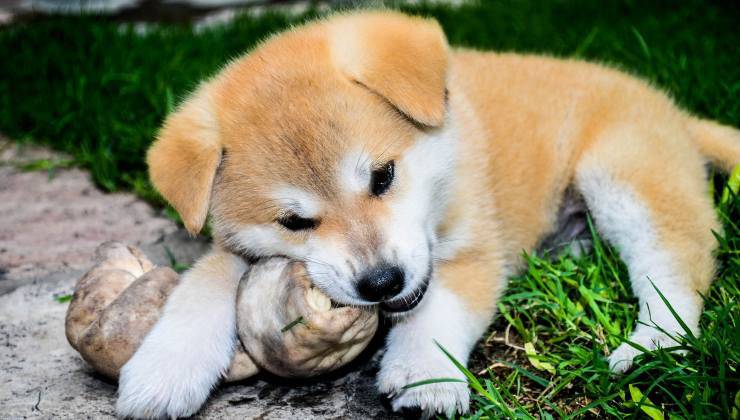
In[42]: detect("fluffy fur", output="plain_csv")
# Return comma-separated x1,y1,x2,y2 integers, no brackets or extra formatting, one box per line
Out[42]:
117,11,740,418
576,165,703,372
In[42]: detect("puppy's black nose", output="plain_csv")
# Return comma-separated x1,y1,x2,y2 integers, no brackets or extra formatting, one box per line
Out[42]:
357,265,405,302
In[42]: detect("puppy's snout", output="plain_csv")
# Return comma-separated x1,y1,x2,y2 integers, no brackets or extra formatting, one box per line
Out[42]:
357,265,405,302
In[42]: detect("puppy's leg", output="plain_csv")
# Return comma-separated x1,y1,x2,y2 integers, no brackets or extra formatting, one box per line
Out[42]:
576,129,718,373
378,256,502,417
117,247,247,419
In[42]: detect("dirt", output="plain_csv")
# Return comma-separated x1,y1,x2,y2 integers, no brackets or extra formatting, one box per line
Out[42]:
0,142,394,419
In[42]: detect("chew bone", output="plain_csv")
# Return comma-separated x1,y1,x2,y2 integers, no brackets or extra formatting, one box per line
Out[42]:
65,242,378,382
237,260,378,377
65,242,179,378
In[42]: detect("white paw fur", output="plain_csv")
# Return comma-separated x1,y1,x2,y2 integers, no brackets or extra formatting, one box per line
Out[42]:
117,333,233,419
378,351,469,418
117,250,246,419
378,285,487,418
608,327,685,374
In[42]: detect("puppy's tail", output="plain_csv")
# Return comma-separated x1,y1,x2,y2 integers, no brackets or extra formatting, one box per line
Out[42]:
688,117,740,173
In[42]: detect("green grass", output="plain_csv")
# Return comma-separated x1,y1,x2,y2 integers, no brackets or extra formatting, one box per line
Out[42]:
1,0,738,418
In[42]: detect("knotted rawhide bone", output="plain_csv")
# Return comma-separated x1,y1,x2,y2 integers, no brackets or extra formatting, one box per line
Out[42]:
65,242,378,382
237,260,378,377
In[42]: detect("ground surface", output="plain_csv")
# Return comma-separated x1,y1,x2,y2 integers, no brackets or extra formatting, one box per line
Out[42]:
0,143,394,419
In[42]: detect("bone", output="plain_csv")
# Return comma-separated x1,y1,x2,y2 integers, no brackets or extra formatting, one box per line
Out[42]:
65,242,378,382
236,261,378,377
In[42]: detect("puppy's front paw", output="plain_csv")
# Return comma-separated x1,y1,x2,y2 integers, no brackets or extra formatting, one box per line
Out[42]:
378,352,469,418
113,248,244,418
116,342,226,419
608,330,683,374
116,311,236,419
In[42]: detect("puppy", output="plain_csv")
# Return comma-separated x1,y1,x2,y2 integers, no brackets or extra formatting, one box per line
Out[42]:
116,11,740,418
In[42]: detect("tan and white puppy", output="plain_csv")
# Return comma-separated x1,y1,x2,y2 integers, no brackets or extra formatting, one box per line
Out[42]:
116,12,740,418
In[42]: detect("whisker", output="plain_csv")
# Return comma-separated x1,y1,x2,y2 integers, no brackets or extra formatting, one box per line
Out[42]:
373,136,405,166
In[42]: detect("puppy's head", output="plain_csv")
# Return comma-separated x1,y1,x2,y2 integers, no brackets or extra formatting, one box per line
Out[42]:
148,12,455,313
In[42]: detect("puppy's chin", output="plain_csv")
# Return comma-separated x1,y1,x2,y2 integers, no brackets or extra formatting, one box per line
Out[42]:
379,285,428,316
379,267,433,317
319,285,377,308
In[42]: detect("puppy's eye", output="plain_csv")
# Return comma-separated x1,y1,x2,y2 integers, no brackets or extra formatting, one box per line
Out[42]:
370,160,395,196
277,214,318,231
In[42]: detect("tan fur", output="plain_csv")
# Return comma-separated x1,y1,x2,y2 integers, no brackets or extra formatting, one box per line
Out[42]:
147,86,221,234
141,11,740,415
329,12,449,127
145,8,740,333
688,117,740,172
445,51,740,306
145,8,740,327
149,14,444,256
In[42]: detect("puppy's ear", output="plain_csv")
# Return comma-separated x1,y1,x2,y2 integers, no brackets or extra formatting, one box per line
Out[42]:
147,88,221,234
329,12,449,127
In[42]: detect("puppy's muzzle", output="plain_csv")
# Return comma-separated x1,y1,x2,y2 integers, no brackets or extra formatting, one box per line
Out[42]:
357,264,405,302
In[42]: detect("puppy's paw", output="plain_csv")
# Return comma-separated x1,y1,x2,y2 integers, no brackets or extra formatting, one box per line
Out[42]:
116,372,209,419
116,341,227,419
608,330,683,374
378,353,469,418
116,317,235,419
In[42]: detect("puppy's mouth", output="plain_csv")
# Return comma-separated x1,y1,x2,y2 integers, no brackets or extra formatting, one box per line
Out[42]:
379,275,431,314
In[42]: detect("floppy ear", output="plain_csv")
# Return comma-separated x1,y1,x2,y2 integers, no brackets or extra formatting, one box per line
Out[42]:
147,88,221,234
329,12,449,127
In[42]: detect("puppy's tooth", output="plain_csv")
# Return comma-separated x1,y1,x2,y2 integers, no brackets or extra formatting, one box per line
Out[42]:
306,287,332,312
